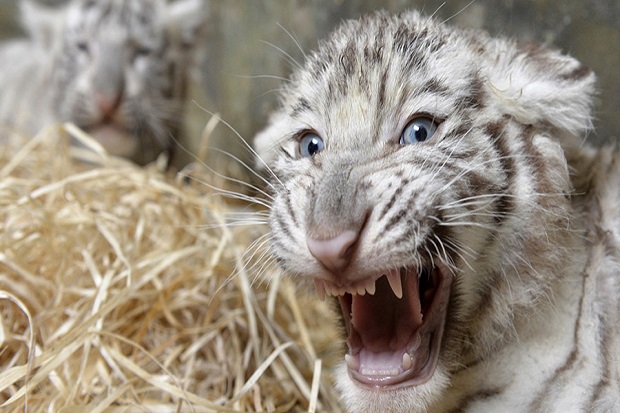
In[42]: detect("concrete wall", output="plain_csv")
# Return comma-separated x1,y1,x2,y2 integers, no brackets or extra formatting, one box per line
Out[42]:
200,0,619,163
2,1,619,172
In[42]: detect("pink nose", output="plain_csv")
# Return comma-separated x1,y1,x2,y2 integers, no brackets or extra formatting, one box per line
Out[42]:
95,92,122,117
306,230,359,273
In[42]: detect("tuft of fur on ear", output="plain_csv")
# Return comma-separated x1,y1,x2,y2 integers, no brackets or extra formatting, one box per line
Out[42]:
483,39,596,137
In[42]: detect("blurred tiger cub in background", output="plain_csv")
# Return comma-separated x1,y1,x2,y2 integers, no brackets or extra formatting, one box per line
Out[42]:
0,0,207,165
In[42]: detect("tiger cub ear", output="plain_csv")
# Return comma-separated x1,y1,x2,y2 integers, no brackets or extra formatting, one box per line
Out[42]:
165,0,209,50
19,0,68,50
483,39,596,136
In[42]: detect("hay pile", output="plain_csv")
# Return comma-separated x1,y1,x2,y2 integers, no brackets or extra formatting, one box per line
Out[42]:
0,124,343,412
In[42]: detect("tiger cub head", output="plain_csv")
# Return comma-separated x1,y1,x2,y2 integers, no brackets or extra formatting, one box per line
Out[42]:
24,0,207,164
254,10,595,412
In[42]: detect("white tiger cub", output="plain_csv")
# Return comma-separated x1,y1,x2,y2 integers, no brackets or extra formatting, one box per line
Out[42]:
254,10,620,413
0,0,206,165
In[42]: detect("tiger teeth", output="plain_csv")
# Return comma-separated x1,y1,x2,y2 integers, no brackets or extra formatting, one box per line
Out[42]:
402,353,413,370
345,354,360,371
386,269,403,299
345,352,413,374
315,277,379,298
314,271,404,299
366,279,376,295
362,278,376,295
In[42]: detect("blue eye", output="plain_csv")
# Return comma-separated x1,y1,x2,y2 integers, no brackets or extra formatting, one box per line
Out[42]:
135,45,153,57
76,40,90,54
298,132,325,158
400,116,439,144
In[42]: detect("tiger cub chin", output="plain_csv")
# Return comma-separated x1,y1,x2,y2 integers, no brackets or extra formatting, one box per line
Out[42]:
254,10,620,413
0,0,206,165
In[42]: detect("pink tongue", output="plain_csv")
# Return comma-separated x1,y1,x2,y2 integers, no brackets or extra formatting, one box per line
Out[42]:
351,273,422,352
358,349,405,376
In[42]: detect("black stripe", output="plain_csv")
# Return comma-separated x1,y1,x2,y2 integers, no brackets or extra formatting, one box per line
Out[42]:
420,78,449,95
446,387,504,413
587,377,610,410
455,74,485,110
393,23,429,71
485,119,516,225
380,205,408,236
377,179,407,222
339,40,356,77
440,122,474,147
585,231,615,410
273,207,295,245
291,98,312,117
529,267,588,410
377,68,388,111
285,194,299,228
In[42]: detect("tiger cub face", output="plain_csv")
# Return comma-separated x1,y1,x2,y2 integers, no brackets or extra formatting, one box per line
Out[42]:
254,11,595,412
44,0,205,164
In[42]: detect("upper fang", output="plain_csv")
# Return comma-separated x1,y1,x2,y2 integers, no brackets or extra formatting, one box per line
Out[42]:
386,269,403,298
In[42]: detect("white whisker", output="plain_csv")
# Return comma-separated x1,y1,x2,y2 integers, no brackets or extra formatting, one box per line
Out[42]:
233,74,292,82
208,147,278,197
191,103,285,189
260,40,303,70
276,22,307,61
441,0,477,24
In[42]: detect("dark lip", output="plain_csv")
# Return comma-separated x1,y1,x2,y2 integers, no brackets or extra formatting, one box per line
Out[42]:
337,263,453,390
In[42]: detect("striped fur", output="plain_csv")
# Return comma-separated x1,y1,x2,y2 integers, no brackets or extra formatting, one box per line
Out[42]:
254,11,620,413
0,0,206,164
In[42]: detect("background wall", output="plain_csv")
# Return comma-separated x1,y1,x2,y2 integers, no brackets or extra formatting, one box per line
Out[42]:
1,0,619,174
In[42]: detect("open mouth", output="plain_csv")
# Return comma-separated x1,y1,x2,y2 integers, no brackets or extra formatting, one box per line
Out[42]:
314,264,452,389
82,123,138,157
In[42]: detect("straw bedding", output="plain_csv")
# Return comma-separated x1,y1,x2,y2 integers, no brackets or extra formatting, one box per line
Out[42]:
0,124,343,412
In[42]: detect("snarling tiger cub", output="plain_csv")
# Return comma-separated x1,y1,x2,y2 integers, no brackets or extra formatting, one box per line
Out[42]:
254,10,620,413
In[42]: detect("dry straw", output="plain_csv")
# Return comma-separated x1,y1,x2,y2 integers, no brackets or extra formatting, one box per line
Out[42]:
0,124,342,412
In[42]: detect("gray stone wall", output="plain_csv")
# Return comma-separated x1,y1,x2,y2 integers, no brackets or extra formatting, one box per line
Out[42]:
2,1,618,170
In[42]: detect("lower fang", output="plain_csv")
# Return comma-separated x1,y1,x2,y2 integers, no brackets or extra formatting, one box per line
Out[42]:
345,354,360,371
402,353,412,370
